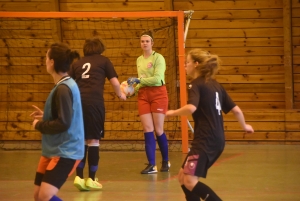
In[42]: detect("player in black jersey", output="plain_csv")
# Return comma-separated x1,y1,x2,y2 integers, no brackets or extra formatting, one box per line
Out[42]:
69,37,126,191
166,49,254,201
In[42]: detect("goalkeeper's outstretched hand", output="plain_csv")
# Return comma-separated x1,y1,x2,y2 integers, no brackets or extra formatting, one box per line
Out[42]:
127,77,140,85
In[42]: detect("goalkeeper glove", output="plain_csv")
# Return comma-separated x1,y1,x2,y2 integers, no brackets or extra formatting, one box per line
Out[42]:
127,77,140,85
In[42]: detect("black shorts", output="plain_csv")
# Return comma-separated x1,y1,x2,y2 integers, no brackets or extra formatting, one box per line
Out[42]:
82,102,105,139
34,156,80,189
181,149,221,178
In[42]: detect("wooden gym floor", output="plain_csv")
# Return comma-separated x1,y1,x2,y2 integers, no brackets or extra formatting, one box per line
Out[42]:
0,144,299,201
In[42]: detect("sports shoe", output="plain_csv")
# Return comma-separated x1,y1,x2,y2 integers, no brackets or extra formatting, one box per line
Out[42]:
160,160,171,172
74,176,89,191
85,178,102,190
141,164,158,174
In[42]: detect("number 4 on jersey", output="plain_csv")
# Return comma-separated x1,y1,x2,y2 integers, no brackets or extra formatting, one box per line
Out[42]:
215,92,221,115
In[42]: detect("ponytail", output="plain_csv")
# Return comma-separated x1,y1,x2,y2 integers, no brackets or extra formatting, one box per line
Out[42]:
188,49,221,81
201,55,220,80
69,50,80,63
48,43,80,73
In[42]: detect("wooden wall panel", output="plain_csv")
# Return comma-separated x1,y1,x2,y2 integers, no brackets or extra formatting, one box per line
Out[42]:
185,47,283,56
292,0,300,8
175,0,285,112
173,1,283,10
293,0,300,108
190,19,283,29
1,110,300,142
293,8,300,17
187,28,284,38
0,1,50,11
190,9,283,19
60,2,165,11
0,0,300,144
185,38,284,48
217,65,284,75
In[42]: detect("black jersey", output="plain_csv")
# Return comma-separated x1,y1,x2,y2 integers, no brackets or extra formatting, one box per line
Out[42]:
69,54,118,104
188,77,236,158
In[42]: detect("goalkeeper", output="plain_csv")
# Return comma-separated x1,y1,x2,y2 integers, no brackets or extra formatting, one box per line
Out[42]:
127,30,170,174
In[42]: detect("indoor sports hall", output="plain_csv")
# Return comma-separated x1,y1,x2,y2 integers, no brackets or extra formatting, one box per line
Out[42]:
0,0,300,201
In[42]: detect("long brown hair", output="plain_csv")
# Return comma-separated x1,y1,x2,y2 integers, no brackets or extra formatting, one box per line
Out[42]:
188,49,220,81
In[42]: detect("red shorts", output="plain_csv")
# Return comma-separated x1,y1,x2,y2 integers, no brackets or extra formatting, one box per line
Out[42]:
137,86,168,115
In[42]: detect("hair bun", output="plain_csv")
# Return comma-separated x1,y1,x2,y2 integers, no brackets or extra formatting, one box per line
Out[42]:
70,51,80,61
141,30,154,40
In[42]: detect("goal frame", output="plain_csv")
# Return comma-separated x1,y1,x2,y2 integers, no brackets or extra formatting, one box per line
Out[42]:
0,11,189,153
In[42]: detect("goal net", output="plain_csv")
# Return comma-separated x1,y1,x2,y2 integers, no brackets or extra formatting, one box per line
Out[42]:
0,11,189,151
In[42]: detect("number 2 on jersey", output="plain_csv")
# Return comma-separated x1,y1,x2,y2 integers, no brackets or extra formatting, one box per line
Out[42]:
215,92,221,115
82,63,91,79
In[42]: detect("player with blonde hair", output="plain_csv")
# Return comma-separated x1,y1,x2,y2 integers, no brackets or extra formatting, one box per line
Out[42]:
128,30,170,174
166,49,254,201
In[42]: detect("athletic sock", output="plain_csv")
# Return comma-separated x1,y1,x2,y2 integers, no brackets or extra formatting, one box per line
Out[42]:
181,185,200,201
88,144,99,180
191,182,222,201
144,132,156,165
156,132,169,161
49,195,62,201
76,144,88,178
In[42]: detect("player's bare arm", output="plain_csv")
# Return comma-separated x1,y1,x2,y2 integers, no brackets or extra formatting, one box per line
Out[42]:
230,106,254,133
166,104,196,117
109,77,126,101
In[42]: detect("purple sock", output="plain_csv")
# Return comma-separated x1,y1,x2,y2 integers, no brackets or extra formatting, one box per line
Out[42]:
144,132,156,165
88,146,99,180
49,195,62,201
76,145,88,178
156,133,169,161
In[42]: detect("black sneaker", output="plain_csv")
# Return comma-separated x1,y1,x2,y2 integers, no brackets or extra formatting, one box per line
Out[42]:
160,160,171,172
141,164,158,174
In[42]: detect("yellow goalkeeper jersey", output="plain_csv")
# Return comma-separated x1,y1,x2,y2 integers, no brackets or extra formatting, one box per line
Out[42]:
135,51,166,91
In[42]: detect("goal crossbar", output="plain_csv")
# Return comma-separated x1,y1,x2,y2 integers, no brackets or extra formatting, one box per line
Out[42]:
0,11,182,18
